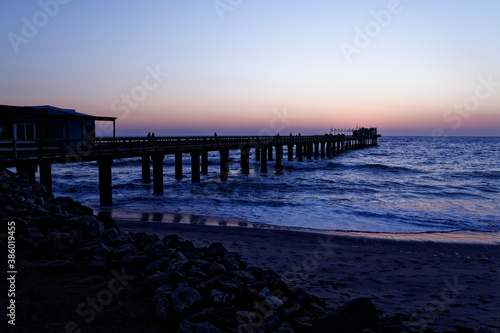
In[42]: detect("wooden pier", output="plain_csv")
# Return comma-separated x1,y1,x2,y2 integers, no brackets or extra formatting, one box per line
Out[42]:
0,129,380,206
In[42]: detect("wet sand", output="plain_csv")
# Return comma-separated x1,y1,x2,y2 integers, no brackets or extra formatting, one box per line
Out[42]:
117,219,500,332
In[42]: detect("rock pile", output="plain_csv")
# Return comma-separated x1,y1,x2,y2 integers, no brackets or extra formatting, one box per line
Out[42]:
0,168,409,332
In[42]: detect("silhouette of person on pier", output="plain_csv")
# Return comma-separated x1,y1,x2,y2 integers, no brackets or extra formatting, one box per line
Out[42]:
147,132,151,142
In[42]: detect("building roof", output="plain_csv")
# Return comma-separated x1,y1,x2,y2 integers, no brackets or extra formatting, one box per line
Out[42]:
0,105,116,121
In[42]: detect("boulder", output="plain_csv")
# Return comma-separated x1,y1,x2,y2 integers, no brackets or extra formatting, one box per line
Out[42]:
171,286,202,316
177,320,221,333
207,242,227,257
187,307,219,323
81,216,105,238
167,251,190,272
153,293,176,324
112,243,139,257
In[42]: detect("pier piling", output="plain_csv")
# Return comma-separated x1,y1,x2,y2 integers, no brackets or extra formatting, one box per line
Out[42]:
153,154,164,195
98,156,113,205
142,154,151,183
191,151,200,183
241,147,250,174
39,161,52,192
201,150,208,174
261,147,268,173
220,149,229,181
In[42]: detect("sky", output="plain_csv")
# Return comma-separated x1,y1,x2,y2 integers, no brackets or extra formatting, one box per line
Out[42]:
0,0,499,137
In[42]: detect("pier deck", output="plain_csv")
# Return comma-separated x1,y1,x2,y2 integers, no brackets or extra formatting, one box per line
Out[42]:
0,131,380,205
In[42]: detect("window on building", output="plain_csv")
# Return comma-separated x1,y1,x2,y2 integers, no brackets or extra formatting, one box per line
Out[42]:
14,123,36,140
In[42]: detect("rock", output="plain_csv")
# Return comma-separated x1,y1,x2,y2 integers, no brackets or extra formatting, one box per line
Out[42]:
211,289,230,305
312,297,379,333
274,324,296,333
96,211,119,230
186,307,219,323
228,270,255,282
87,258,108,271
246,266,265,280
259,287,271,298
153,293,176,324
223,254,242,270
156,284,175,295
281,304,301,318
28,216,63,231
112,243,139,257
111,234,132,246
146,272,171,291
235,310,257,325
207,242,227,257
167,251,190,272
33,231,75,257
44,260,76,272
262,311,281,332
171,286,202,316
81,216,105,238
94,242,114,257
177,320,221,333
144,257,170,273
121,255,151,273
167,270,188,285
265,296,284,310
208,261,227,276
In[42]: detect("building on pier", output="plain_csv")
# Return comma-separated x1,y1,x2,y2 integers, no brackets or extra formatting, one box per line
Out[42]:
0,104,116,147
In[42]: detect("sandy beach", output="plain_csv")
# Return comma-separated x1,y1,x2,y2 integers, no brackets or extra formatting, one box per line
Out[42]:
116,219,500,332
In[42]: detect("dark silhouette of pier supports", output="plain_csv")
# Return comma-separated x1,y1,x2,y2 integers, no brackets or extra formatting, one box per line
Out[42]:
275,145,283,169
261,147,267,173
287,144,293,162
241,147,250,174
142,154,151,183
39,161,52,192
190,151,200,183
307,143,313,160
98,156,113,206
314,142,319,159
220,149,229,181
201,150,208,174
268,146,273,161
321,142,326,158
255,147,261,162
297,144,303,162
16,162,37,181
175,152,183,179
152,154,164,195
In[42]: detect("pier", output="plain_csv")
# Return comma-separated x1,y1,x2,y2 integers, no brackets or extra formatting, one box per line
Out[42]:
0,129,380,206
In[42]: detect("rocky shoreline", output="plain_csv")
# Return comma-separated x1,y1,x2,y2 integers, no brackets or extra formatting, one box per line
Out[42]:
0,168,486,332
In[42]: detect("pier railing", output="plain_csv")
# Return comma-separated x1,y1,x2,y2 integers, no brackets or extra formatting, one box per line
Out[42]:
0,131,380,205
0,134,363,163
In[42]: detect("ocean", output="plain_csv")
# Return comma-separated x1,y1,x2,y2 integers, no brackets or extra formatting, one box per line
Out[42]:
48,136,499,234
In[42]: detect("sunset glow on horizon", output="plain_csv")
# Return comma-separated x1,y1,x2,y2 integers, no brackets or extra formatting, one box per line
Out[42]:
1,0,499,136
